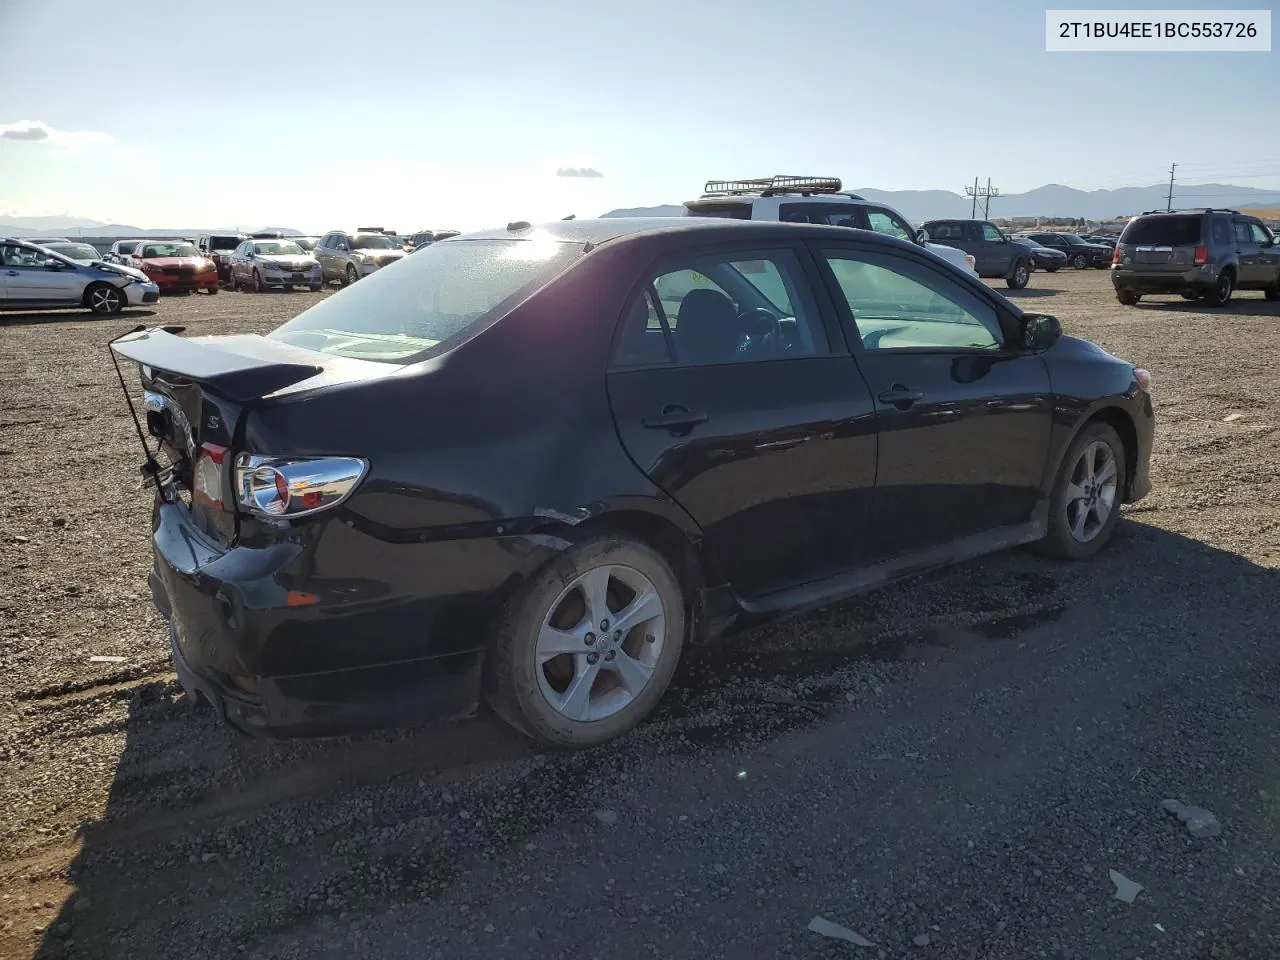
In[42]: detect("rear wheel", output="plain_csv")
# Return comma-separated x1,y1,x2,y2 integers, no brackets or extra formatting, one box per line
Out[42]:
1071,253,1088,269
344,264,358,287
252,269,264,293
1203,270,1234,308
85,282,124,316
1116,289,1140,306
484,535,685,747
1037,421,1125,560
1007,259,1030,289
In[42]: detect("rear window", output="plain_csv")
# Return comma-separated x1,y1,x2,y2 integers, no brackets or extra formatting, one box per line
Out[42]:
1121,215,1202,246
684,201,753,220
269,237,583,363
210,235,241,250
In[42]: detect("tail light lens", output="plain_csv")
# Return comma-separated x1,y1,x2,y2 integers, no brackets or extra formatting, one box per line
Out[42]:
1193,244,1209,265
234,454,368,518
1111,245,1121,265
193,443,229,510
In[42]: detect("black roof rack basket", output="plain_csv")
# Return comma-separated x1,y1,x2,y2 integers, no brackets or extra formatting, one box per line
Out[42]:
702,175,851,198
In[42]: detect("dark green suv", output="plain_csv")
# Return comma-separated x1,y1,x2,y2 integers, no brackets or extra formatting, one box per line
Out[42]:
1111,209,1280,307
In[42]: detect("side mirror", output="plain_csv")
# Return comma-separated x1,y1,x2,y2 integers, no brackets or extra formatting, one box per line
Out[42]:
915,227,929,244
1021,313,1062,352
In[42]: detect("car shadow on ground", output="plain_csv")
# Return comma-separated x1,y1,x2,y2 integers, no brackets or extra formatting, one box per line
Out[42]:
1002,286,1062,299
27,521,1280,958
1131,296,1280,316
0,309,156,328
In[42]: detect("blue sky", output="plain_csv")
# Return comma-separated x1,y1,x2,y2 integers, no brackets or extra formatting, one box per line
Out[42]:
0,0,1276,231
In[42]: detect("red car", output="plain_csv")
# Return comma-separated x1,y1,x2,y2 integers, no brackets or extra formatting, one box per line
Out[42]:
130,240,219,294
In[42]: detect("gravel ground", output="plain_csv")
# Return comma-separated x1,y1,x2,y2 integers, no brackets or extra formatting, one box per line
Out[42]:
1,272,1278,959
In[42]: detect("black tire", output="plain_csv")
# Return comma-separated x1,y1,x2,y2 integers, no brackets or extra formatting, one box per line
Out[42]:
1203,270,1234,308
1071,253,1088,269
1045,266,1059,273
484,534,686,748
1036,421,1126,560
344,264,358,287
252,269,265,293
1116,289,1140,306
204,286,218,295
309,284,323,292
85,282,125,316
1264,275,1280,301
1006,259,1030,290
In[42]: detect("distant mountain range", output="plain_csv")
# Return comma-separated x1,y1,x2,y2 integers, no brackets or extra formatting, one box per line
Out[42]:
604,182,1280,223
0,215,305,238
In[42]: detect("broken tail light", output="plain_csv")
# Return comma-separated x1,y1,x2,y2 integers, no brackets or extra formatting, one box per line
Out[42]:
193,443,229,510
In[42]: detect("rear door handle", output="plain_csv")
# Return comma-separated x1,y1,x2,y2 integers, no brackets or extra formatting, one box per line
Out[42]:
643,405,709,430
878,386,924,407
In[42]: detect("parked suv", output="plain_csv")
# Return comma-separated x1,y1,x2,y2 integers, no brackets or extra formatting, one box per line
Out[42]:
919,219,1036,289
314,230,407,286
1111,209,1280,307
683,176,978,278
104,239,145,264
1019,232,1111,270
196,234,247,284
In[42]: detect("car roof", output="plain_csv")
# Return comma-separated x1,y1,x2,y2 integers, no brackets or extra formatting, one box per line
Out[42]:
455,216,923,250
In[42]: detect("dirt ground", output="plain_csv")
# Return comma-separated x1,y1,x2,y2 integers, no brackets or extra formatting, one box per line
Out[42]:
1,271,1278,959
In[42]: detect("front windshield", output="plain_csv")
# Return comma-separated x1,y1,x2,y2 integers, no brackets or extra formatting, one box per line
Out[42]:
254,241,305,256
351,234,400,250
1062,234,1089,244
140,242,200,258
269,237,583,362
46,243,100,261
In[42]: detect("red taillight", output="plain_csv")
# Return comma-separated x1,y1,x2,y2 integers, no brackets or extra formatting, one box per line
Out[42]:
1111,245,1121,265
1193,244,1209,265
193,442,228,510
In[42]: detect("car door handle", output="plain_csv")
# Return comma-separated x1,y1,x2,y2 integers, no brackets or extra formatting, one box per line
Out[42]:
643,405,709,430
878,386,924,407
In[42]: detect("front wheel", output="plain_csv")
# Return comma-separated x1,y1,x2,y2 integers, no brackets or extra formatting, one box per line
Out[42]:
1264,275,1280,301
1203,270,1234,308
309,284,323,292
203,287,218,295
85,282,125,315
1045,266,1059,273
1116,289,1140,306
1071,253,1088,269
252,270,265,293
344,264,358,287
1006,260,1030,289
484,535,686,748
1036,421,1126,560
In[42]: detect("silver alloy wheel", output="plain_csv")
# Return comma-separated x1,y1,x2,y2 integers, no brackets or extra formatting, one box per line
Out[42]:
1064,440,1118,542
346,264,358,285
88,285,122,314
1014,263,1028,286
253,270,263,293
535,563,666,722
1072,253,1087,269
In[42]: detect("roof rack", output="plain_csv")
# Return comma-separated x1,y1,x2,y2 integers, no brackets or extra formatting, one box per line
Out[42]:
702,175,858,198
1140,207,1240,216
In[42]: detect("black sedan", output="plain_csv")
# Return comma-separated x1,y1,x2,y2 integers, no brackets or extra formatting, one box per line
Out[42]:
111,218,1154,747
1021,232,1113,269
1014,236,1069,273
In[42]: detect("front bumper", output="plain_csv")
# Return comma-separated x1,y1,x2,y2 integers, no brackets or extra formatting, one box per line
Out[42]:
261,269,323,287
148,273,220,292
1112,265,1213,294
123,280,161,306
147,499,557,737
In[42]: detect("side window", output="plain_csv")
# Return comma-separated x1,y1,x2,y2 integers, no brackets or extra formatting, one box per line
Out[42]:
928,222,959,240
613,288,674,367
1248,222,1271,245
1233,221,1253,244
822,250,1003,352
2,244,39,266
647,249,827,365
1210,217,1230,244
980,223,1004,242
864,208,914,242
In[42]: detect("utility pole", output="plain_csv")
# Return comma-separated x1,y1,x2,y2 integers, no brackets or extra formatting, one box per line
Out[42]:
1166,163,1176,212
965,178,1001,219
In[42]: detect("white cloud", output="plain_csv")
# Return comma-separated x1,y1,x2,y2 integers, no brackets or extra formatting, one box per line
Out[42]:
556,166,604,179
0,120,114,147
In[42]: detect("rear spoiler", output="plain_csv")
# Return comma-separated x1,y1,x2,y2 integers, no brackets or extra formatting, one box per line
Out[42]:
109,327,323,403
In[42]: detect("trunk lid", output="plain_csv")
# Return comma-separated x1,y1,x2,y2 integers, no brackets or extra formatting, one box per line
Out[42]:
110,328,392,544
